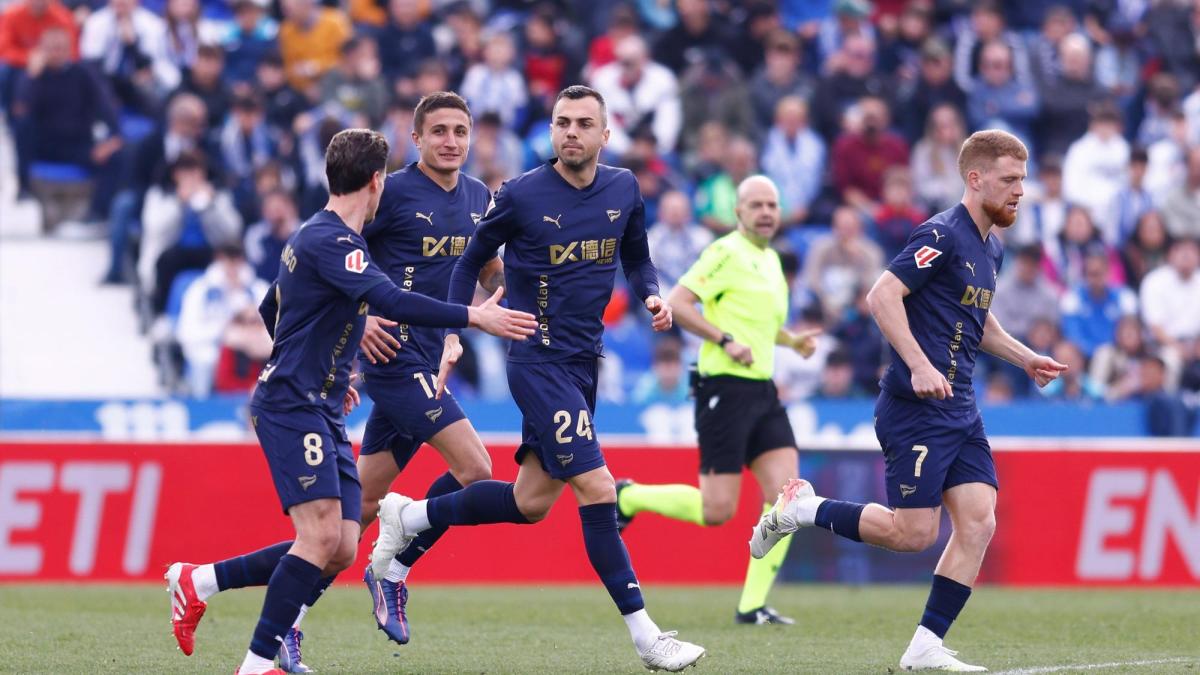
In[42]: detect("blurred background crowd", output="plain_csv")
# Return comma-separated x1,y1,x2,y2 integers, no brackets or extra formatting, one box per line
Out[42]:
0,0,1198,434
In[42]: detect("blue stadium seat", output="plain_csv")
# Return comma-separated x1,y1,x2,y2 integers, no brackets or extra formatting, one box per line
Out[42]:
165,270,204,322
29,162,89,183
784,225,832,261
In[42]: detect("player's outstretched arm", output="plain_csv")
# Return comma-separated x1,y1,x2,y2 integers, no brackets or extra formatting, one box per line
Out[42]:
362,282,536,339
866,271,953,400
666,284,754,366
980,312,1068,388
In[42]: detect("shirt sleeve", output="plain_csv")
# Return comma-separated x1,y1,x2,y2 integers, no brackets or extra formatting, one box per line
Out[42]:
886,222,957,294
619,182,660,302
258,281,279,339
678,239,734,302
311,230,390,302
447,182,518,307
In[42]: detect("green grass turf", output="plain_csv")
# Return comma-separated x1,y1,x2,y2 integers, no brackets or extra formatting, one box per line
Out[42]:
0,584,1196,674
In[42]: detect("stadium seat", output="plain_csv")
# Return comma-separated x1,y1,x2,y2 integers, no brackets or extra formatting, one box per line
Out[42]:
783,224,832,261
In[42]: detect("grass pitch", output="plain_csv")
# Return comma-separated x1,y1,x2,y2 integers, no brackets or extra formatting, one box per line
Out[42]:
0,584,1196,674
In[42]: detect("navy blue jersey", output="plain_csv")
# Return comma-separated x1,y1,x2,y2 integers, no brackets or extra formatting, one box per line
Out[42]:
447,161,659,362
878,204,1005,410
363,163,492,376
252,210,392,419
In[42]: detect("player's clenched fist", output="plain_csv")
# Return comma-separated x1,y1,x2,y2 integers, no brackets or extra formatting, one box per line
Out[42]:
467,287,538,340
645,295,673,332
911,364,953,400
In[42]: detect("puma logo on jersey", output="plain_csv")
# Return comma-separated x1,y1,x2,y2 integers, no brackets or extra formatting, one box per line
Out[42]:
336,235,355,244
607,209,621,222
415,211,434,226
964,261,976,276
626,582,640,589
932,229,945,243
470,212,482,225
544,213,562,229
914,246,942,269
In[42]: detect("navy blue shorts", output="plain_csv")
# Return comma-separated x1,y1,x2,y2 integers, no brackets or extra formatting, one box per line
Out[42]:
359,370,467,471
873,392,997,509
507,357,605,480
251,406,362,523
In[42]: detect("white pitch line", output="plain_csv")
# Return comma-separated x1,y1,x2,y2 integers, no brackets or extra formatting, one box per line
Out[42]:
992,657,1194,674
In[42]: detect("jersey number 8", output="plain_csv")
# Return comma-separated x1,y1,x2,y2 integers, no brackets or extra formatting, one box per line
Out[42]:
303,433,325,466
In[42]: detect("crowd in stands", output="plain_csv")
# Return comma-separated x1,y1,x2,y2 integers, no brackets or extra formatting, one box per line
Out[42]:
1,0,1198,434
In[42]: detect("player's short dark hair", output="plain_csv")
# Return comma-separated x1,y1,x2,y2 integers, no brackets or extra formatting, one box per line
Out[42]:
1131,147,1149,164
325,129,389,196
554,85,607,126
957,129,1028,179
413,91,471,134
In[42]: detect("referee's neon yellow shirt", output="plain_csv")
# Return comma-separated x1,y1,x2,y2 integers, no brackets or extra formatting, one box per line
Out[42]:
677,229,789,381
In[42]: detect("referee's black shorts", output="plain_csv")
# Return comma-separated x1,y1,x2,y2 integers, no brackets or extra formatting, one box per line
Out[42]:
694,375,797,474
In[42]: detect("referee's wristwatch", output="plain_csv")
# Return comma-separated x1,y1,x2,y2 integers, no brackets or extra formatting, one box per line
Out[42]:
717,332,734,348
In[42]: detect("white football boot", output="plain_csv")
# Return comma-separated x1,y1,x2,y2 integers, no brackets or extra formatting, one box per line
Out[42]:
370,493,415,579
749,478,820,559
900,627,987,672
638,631,706,672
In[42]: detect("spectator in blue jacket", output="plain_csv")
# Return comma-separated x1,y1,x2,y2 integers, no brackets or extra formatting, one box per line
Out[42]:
1060,249,1138,358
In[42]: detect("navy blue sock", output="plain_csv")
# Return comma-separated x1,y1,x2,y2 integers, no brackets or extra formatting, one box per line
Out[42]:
919,575,972,639
248,554,322,659
426,480,530,529
814,500,866,542
305,574,336,607
397,472,463,567
579,503,645,615
214,541,292,590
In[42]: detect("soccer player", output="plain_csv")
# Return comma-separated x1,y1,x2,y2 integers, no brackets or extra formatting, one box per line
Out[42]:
164,129,536,675
615,175,819,626
750,130,1068,672
353,92,504,645
369,85,707,672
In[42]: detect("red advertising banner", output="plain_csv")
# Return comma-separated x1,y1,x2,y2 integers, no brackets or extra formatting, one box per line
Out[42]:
0,441,763,584
988,449,1200,586
1,441,1197,585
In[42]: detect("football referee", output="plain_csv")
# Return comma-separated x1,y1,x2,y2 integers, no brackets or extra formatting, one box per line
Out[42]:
617,175,818,624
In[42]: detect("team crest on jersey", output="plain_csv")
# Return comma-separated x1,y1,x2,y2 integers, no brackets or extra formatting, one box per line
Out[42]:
345,249,369,273
914,246,942,269
470,212,482,225
606,209,621,222
900,484,917,498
